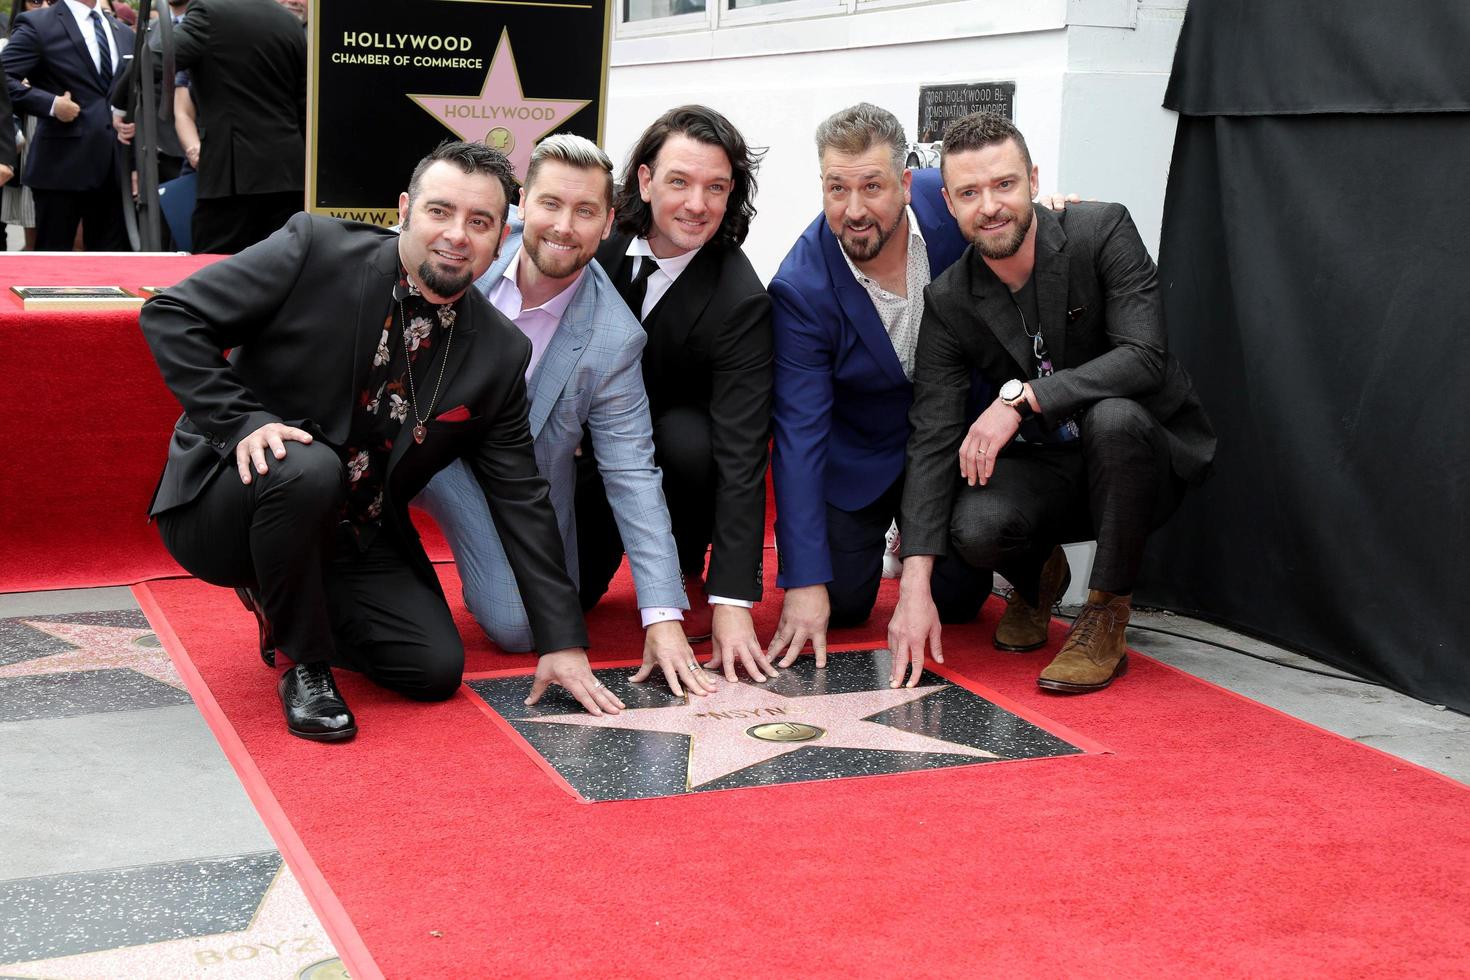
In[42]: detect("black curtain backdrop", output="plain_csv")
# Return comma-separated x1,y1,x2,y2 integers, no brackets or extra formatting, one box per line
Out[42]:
1137,1,1470,713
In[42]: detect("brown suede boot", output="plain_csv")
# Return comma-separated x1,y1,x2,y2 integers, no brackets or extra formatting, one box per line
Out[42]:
993,545,1071,652
1037,590,1132,693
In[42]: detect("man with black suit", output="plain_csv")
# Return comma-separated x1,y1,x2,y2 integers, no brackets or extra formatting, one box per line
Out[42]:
141,141,622,742
584,105,779,683
172,0,304,254
890,113,1215,693
2,0,134,250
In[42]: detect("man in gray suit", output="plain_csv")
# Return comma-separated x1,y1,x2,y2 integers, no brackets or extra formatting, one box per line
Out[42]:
418,134,714,699
889,113,1214,694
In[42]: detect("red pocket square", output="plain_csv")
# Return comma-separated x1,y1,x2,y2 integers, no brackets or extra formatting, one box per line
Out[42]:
435,405,471,422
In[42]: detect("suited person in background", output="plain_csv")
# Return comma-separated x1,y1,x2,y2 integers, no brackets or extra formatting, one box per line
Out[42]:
417,133,713,700
1,0,133,250
172,0,303,253
587,105,778,683
891,113,1215,693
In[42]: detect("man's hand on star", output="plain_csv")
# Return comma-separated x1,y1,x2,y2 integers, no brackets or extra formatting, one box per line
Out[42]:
706,605,779,683
958,398,1023,487
526,648,624,716
768,583,830,668
632,620,716,697
887,556,942,688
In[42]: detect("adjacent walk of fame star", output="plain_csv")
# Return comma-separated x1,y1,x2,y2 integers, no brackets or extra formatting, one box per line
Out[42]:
0,621,184,690
0,863,340,979
526,682,1001,790
407,29,591,180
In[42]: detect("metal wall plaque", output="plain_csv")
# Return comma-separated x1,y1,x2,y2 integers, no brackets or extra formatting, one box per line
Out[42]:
307,0,611,227
917,81,1016,143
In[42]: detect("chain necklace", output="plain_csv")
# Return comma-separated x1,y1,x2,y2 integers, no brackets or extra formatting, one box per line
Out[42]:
399,298,457,444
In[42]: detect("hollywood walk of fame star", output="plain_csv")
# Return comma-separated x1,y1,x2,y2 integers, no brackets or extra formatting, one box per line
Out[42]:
0,621,184,690
408,30,591,180
525,682,1001,790
0,863,340,980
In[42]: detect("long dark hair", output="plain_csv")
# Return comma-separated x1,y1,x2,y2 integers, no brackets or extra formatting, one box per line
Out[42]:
612,105,764,249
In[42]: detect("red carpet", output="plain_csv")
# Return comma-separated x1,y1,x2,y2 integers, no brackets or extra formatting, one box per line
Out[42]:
0,254,455,592
2,255,220,591
136,557,1470,978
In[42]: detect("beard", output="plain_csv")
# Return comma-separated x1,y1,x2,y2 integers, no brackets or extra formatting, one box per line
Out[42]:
838,206,906,263
417,258,473,299
523,234,584,280
971,204,1033,260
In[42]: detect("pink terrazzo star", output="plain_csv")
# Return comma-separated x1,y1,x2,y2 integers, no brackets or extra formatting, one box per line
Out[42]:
528,682,1000,790
407,29,591,180
0,863,338,979
0,621,183,690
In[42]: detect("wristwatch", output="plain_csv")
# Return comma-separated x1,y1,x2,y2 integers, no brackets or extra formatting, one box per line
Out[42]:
999,379,1034,420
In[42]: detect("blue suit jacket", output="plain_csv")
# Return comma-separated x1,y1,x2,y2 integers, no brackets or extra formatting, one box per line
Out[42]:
2,2,133,191
768,168,967,589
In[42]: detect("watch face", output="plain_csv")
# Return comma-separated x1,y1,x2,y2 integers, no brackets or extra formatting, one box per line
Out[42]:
1000,379,1024,402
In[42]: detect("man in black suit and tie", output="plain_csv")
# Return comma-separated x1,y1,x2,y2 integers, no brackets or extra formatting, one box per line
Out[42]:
141,141,622,742
585,105,779,683
172,0,305,253
2,0,134,250
890,113,1215,693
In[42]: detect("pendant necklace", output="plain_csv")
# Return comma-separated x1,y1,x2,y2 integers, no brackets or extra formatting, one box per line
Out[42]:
400,297,456,444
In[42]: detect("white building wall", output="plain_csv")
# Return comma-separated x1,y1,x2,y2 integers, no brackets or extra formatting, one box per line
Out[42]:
605,0,1188,280
604,0,1188,601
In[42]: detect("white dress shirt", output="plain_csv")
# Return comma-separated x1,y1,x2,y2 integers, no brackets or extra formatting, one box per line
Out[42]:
54,0,120,117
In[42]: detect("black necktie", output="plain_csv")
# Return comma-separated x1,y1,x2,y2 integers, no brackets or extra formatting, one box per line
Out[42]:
92,10,113,86
619,257,658,321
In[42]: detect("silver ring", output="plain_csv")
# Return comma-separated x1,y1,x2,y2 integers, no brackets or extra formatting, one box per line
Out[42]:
687,661,701,671
592,680,605,689
978,448,988,455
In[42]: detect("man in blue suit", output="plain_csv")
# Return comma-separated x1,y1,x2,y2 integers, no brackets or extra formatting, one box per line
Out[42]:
766,104,994,672
417,134,713,700
2,0,133,250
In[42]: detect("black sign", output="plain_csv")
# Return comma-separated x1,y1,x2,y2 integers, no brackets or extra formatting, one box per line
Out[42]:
308,0,611,226
916,81,1016,143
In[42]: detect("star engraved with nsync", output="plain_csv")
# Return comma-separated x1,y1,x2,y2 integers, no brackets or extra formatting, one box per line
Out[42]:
525,680,1001,791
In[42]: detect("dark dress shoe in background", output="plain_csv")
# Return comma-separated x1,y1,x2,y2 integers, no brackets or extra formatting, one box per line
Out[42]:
235,587,278,667
278,663,357,741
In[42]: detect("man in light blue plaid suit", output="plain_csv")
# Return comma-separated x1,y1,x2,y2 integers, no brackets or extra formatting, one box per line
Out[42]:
417,134,718,698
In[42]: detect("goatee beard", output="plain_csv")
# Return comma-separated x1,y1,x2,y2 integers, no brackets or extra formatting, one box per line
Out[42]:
839,207,905,263
972,205,1033,260
418,259,472,299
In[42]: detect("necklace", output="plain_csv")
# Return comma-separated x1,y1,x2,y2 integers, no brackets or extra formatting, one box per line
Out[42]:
399,298,456,444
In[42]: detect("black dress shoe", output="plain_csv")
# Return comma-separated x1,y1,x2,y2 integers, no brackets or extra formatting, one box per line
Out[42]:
235,587,277,667
278,663,357,742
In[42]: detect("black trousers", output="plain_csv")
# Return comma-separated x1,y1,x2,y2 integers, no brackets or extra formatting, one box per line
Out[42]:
32,181,131,251
827,473,993,628
192,190,301,255
576,406,714,611
949,398,1185,605
155,442,463,700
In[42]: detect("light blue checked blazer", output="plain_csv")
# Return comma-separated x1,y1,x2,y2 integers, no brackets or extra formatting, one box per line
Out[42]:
416,229,686,651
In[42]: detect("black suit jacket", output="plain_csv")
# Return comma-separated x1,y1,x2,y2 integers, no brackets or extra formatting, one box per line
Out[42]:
901,202,1216,556
596,234,773,602
172,0,305,199
141,214,589,653
2,2,133,190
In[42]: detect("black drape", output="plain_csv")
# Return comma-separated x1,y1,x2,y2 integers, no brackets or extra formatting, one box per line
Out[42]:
1138,0,1470,713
